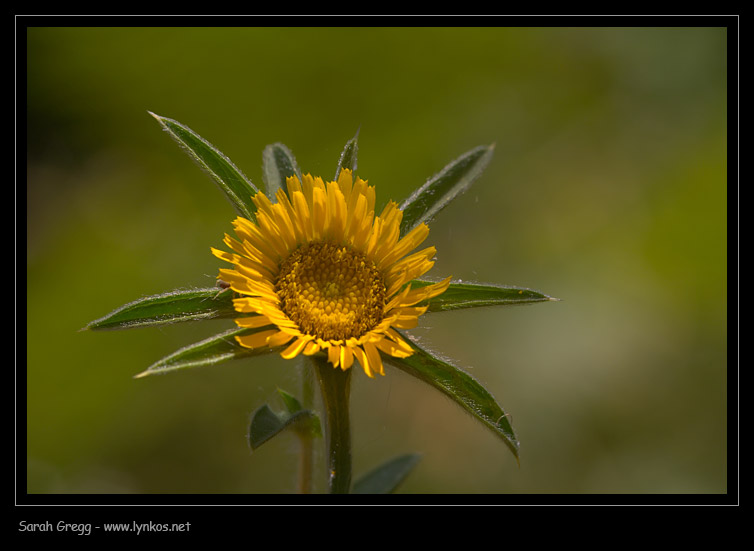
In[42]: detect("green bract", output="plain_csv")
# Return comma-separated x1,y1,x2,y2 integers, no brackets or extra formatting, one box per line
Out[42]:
85,113,557,493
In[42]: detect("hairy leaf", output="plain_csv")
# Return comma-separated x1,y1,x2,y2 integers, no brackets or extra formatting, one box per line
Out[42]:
133,326,277,378
149,111,259,219
399,144,494,235
248,404,319,451
262,142,302,200
84,288,236,330
334,128,360,180
352,453,422,494
411,279,558,312
384,335,519,461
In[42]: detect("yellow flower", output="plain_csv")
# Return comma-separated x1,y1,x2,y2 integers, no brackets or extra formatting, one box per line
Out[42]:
211,169,450,378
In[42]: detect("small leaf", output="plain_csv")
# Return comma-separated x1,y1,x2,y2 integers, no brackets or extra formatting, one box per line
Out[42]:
84,288,236,331
248,404,318,451
334,128,360,180
352,453,422,494
411,279,559,312
248,405,285,450
133,326,277,378
262,142,302,200
277,388,304,414
384,334,519,461
399,144,494,236
149,112,260,220
276,388,323,438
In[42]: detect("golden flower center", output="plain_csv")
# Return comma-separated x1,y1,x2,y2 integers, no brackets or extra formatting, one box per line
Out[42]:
275,241,387,341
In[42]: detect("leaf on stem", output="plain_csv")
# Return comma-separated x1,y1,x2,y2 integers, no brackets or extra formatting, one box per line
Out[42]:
148,111,260,220
248,403,320,451
411,279,559,312
133,326,278,378
83,288,236,331
277,388,322,437
352,453,422,494
262,142,302,200
384,334,520,461
334,128,360,181
399,144,495,236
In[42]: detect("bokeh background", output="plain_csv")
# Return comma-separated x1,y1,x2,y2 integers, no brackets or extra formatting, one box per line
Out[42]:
25,25,729,496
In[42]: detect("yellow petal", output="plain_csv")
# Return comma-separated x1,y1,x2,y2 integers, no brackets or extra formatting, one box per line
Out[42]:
326,181,347,243
255,210,291,259
266,330,296,348
232,296,271,314
236,329,279,350
373,335,413,359
280,336,312,359
235,315,273,329
276,188,306,243
303,341,320,356
351,345,374,378
393,277,451,308
311,186,327,240
292,190,313,241
390,308,426,329
363,341,384,376
385,328,415,355
340,345,354,371
328,344,341,367
286,174,302,196
377,223,430,270
233,218,280,266
337,168,353,202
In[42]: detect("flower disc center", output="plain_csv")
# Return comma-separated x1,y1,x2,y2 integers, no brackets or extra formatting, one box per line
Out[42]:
276,242,387,341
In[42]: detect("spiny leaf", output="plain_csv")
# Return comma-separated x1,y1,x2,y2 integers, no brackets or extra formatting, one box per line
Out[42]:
133,326,278,378
262,142,302,200
83,288,236,331
384,334,519,461
84,280,557,333
352,453,422,494
335,128,360,181
399,144,494,236
411,279,559,312
149,111,259,219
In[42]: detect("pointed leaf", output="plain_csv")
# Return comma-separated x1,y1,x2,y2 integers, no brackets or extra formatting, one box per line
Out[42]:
262,142,302,199
248,404,286,450
277,388,304,414
133,326,278,378
384,334,519,460
276,387,322,439
399,144,494,235
149,112,260,219
84,288,236,331
248,404,319,451
411,279,559,312
352,453,422,494
334,128,359,180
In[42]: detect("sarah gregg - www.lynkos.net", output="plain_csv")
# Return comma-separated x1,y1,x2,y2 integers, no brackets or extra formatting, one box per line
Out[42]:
18,520,191,535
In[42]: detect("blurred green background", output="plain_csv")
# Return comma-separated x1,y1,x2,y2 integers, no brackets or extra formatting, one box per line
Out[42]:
26,26,728,495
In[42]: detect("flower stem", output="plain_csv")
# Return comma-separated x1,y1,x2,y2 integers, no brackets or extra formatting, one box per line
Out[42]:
297,361,315,494
312,356,352,494
297,430,314,494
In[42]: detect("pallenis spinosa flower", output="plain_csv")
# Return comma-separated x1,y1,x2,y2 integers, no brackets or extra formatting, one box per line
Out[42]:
85,113,557,493
211,169,450,378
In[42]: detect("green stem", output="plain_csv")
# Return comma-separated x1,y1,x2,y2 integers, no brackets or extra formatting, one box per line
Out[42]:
297,431,314,494
297,361,315,494
312,356,352,494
